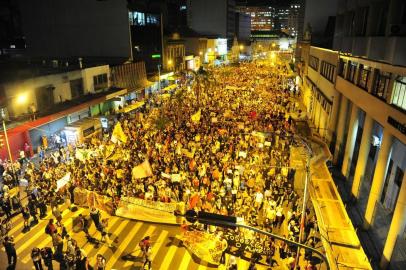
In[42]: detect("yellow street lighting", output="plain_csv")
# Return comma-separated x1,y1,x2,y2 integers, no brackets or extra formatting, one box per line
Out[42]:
199,51,203,55
272,43,276,48
168,59,173,65
16,93,28,105
239,45,244,50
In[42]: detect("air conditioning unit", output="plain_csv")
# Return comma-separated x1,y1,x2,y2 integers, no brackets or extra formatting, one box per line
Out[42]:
390,24,406,36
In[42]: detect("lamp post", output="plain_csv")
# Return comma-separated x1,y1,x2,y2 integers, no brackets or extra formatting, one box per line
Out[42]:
181,210,330,270
293,135,313,270
157,64,161,93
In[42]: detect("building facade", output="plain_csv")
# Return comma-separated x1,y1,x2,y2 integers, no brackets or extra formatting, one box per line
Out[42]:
237,6,274,32
187,0,236,42
299,45,406,270
18,0,131,59
287,2,301,37
333,0,406,67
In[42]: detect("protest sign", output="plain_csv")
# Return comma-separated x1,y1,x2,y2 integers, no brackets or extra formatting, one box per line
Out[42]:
132,159,153,179
111,122,127,144
56,173,71,191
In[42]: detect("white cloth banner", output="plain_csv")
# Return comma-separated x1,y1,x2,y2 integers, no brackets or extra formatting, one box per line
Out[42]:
56,173,71,191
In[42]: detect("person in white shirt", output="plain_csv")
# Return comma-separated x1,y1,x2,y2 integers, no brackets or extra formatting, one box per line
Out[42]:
254,190,263,208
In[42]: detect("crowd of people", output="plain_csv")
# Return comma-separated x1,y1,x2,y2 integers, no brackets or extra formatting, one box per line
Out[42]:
0,60,320,270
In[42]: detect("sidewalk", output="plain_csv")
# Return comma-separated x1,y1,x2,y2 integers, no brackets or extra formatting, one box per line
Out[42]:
294,127,373,270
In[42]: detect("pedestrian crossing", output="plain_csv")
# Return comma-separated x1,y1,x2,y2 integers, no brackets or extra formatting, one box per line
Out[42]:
3,205,269,270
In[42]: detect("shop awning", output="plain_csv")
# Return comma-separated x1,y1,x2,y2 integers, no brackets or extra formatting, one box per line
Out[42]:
105,88,128,100
120,101,145,113
162,84,177,92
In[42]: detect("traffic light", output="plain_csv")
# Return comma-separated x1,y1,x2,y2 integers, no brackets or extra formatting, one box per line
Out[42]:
0,134,4,148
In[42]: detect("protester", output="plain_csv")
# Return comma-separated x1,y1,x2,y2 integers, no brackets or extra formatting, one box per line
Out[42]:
31,247,44,270
3,235,17,270
9,60,316,268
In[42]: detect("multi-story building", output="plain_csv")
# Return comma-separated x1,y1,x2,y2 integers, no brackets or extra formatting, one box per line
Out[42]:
274,5,290,33
187,0,236,45
333,0,406,67
235,11,251,42
0,59,146,157
18,0,132,59
237,6,275,32
299,44,406,270
287,2,301,37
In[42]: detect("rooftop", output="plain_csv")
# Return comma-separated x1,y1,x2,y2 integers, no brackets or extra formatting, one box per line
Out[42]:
0,57,130,84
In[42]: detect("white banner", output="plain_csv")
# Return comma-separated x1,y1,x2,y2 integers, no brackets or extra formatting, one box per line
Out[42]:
56,173,71,191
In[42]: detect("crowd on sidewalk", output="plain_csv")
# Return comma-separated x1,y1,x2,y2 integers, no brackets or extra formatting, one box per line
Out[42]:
0,60,319,270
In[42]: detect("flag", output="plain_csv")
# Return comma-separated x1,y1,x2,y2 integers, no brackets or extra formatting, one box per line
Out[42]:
132,159,153,179
111,122,127,144
191,109,201,123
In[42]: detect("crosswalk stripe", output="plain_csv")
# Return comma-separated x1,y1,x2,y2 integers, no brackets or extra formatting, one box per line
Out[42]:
20,208,85,263
150,230,168,261
238,257,249,270
86,216,125,261
106,222,144,269
159,237,180,270
177,247,192,270
82,216,123,256
122,225,157,268
8,217,25,235
14,208,70,244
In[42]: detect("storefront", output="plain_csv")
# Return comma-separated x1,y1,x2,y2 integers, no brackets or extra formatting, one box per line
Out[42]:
63,117,102,145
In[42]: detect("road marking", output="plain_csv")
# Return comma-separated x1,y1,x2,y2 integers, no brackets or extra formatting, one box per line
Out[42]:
105,222,144,269
21,208,85,263
178,247,192,270
82,216,123,256
150,230,169,261
122,225,157,268
14,208,70,244
159,237,180,270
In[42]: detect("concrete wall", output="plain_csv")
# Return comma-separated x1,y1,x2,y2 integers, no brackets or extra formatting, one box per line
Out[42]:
336,77,406,145
187,0,227,37
18,0,131,58
81,65,110,93
304,47,340,141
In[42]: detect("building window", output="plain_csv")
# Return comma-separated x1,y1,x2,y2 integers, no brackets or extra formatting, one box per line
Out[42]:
347,61,357,83
129,11,145,26
320,61,336,83
391,76,406,110
357,64,371,90
338,59,347,78
70,78,84,99
309,55,319,71
93,73,108,91
373,70,391,101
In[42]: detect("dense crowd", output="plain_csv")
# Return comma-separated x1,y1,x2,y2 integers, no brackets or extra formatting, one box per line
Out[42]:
0,61,319,270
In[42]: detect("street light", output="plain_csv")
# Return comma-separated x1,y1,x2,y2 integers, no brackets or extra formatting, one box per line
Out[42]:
180,210,330,270
239,45,244,51
16,93,28,105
